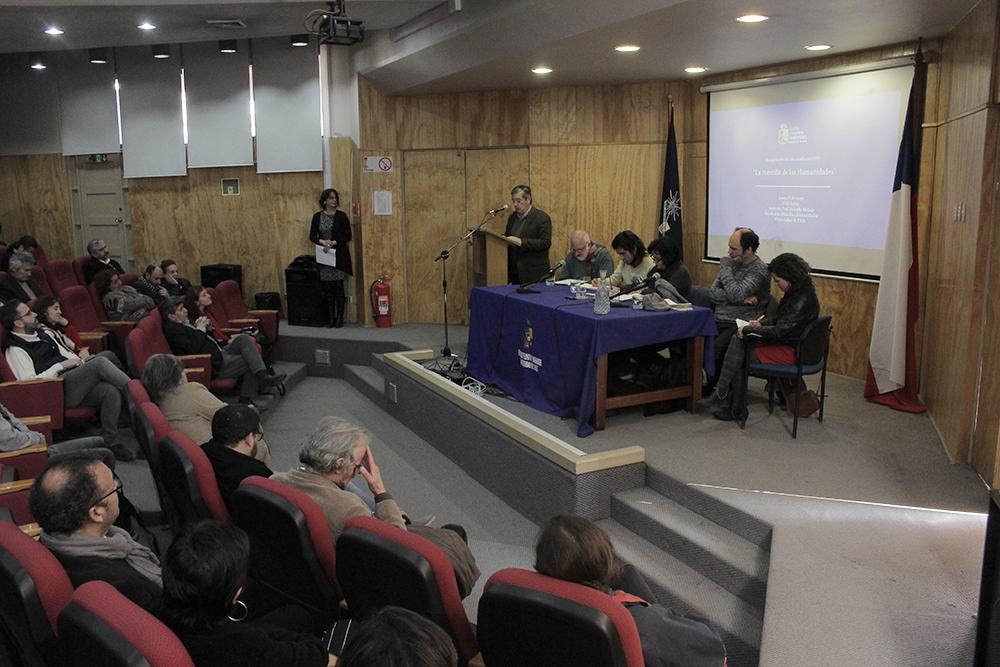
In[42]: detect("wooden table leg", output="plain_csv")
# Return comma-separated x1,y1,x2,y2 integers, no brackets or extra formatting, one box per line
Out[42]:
595,353,608,430
687,336,704,413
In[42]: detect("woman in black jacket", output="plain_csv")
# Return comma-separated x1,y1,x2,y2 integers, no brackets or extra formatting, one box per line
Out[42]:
308,188,353,328
162,520,329,667
710,252,820,421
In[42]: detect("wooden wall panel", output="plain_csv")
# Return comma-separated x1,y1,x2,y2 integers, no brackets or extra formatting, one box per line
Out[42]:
920,111,988,463
940,0,996,115
528,83,670,145
395,94,459,150
359,76,398,151
401,150,467,323
531,144,663,262
456,90,529,148
129,167,321,309
359,149,405,324
330,136,361,322
0,154,74,259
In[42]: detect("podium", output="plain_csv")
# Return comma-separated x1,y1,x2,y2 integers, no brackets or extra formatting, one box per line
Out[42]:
470,228,509,287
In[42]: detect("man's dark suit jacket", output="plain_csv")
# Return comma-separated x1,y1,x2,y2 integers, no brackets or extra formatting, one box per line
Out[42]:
83,257,125,284
0,275,43,303
53,551,162,614
504,206,553,284
163,320,224,370
202,438,273,512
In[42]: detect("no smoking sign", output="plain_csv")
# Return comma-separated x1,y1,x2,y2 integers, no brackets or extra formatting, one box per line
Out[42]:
364,156,394,173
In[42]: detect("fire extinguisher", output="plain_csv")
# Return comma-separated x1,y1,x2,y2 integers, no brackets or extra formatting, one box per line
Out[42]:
370,276,392,328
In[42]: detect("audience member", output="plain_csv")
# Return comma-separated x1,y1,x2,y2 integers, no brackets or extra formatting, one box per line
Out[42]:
0,397,113,464
83,239,125,284
708,252,821,422
504,184,553,285
561,230,614,281
309,188,354,328
134,264,169,304
159,297,285,409
272,417,480,598
646,236,692,301
695,227,770,393
184,284,243,349
2,299,134,461
535,514,727,667
30,452,162,613
160,259,191,297
161,520,329,667
0,235,39,272
0,251,43,302
608,230,655,289
338,606,458,667
35,295,89,357
202,404,273,510
95,270,154,321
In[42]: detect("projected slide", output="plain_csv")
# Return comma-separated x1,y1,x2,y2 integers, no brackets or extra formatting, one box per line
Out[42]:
707,66,913,278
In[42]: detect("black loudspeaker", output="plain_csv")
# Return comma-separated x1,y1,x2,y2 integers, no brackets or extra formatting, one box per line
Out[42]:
285,267,325,327
975,491,1000,666
200,264,243,289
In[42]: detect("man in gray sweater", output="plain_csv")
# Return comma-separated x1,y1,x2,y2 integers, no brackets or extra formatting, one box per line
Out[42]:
701,228,771,391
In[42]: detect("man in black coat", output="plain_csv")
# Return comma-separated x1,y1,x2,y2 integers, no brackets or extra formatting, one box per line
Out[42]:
201,404,272,512
0,252,43,302
82,239,125,284
159,297,285,407
504,184,553,285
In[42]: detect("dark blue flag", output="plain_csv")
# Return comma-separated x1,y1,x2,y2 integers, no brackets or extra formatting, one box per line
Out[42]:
659,104,683,258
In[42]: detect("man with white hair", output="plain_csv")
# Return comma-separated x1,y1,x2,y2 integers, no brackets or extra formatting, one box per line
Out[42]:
83,239,125,284
0,251,43,302
560,230,614,281
272,417,481,598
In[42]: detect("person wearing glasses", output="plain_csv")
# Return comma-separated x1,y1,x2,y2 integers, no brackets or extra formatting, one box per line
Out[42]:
272,417,481,599
29,451,162,613
83,238,125,284
503,184,553,285
201,404,273,512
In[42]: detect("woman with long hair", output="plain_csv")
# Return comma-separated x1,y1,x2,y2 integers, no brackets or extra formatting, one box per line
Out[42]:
608,230,655,289
709,252,820,421
161,520,329,667
535,515,727,667
309,188,353,328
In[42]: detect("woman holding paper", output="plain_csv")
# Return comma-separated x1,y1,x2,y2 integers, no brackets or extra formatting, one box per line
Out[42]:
309,188,353,328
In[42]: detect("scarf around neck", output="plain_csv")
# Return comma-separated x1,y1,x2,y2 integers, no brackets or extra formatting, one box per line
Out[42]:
41,525,162,586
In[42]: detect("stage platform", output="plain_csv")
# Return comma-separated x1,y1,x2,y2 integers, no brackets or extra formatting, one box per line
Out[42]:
276,321,988,666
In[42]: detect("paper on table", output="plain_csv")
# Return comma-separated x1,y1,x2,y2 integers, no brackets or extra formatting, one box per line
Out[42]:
315,244,337,267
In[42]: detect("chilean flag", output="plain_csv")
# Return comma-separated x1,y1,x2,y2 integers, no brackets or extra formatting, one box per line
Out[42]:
865,61,926,413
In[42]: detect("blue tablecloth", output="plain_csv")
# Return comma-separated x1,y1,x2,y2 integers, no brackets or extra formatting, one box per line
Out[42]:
466,285,717,437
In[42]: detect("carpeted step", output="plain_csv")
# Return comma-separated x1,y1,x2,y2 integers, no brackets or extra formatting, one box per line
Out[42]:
370,353,387,373
597,518,762,667
269,361,308,395
646,467,773,549
611,487,769,611
344,363,385,407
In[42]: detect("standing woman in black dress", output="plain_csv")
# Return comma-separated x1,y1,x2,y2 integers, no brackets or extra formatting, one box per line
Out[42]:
309,188,353,328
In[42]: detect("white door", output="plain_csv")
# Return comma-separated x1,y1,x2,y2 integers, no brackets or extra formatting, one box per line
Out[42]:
73,155,133,270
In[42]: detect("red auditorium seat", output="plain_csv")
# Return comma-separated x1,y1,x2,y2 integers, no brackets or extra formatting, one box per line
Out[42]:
44,259,80,294
58,581,195,667
214,280,279,344
58,285,133,352
70,256,89,286
0,325,73,430
158,431,231,525
477,568,646,667
0,520,74,666
30,265,52,297
128,311,221,390
338,515,479,665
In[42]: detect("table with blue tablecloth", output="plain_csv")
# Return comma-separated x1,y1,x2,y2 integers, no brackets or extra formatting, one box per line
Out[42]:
466,285,718,437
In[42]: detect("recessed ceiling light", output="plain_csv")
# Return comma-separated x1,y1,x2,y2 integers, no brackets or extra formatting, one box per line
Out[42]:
219,40,237,54
532,66,552,74
44,27,64,36
685,66,708,74
29,53,47,70
152,44,170,59
290,34,309,47
615,45,640,53
89,47,108,64
804,44,832,51
736,14,769,23
137,21,156,31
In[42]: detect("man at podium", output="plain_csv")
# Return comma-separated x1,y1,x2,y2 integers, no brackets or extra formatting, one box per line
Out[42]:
503,184,552,284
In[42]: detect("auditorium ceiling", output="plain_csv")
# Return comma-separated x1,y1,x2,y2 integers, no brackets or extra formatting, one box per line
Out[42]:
0,0,982,92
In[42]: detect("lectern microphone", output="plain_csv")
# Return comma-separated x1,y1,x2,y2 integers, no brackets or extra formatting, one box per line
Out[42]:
488,204,509,215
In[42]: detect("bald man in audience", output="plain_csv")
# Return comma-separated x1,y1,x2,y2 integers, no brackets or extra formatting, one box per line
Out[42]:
560,230,614,281
272,417,481,598
83,239,125,284
30,452,162,613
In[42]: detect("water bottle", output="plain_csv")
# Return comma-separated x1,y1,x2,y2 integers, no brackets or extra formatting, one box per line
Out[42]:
594,272,610,315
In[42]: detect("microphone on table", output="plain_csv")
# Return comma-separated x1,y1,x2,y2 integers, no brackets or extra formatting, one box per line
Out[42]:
616,272,661,297
517,260,565,294
488,204,509,215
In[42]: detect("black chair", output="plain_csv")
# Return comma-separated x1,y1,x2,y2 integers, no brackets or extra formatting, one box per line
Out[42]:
740,314,832,438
